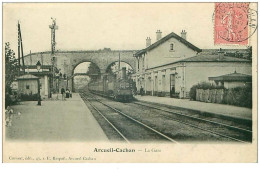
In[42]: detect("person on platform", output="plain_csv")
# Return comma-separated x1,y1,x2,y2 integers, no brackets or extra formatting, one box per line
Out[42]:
140,86,144,96
66,89,70,98
69,90,72,98
5,106,13,127
61,87,65,100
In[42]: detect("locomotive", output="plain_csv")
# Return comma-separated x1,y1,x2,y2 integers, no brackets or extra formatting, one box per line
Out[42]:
88,67,134,101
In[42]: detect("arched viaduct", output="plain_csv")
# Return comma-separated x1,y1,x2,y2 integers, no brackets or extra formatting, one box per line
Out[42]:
22,49,137,91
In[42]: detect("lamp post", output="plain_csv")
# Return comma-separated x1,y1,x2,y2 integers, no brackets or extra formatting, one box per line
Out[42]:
36,61,41,106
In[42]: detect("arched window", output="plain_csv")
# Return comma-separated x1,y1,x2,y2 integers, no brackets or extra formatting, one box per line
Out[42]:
170,43,174,51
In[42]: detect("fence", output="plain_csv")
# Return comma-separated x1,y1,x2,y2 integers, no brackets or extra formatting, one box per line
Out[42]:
196,89,224,103
196,87,252,108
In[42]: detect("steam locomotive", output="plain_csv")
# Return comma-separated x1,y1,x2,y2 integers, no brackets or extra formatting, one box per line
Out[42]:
88,67,134,101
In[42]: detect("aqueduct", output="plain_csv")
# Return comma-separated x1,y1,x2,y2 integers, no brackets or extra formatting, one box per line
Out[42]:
22,49,136,91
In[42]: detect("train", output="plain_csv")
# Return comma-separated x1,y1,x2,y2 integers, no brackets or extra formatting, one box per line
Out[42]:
88,67,135,101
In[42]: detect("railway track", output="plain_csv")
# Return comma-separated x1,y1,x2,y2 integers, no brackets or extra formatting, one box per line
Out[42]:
131,101,252,143
80,92,178,143
81,92,252,143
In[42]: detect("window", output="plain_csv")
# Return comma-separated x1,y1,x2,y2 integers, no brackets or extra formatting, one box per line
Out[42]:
26,85,30,89
170,43,174,51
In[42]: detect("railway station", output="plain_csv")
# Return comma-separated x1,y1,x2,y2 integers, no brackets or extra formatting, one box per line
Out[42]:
5,17,252,144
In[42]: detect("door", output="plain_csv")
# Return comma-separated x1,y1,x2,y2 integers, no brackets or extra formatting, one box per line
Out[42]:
154,76,158,95
162,75,166,93
146,77,152,95
170,74,175,97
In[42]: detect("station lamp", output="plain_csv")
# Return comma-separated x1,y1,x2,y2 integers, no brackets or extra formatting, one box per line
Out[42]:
36,61,41,105
36,61,41,72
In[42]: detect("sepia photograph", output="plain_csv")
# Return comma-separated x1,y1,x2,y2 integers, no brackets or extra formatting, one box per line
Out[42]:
2,2,257,163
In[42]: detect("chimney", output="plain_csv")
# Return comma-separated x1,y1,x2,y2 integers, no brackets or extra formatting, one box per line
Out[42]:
122,67,127,79
156,30,162,41
218,48,224,60
181,30,187,40
146,37,151,47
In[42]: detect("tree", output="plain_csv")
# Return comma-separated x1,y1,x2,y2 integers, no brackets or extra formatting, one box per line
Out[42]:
86,62,101,81
5,42,19,107
126,68,134,78
246,46,252,60
5,42,18,94
106,62,117,78
106,62,134,79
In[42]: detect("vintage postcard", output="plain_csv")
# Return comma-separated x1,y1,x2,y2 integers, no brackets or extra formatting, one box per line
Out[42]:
2,2,257,163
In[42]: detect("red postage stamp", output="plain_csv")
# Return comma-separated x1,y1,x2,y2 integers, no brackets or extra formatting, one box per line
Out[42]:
214,3,250,45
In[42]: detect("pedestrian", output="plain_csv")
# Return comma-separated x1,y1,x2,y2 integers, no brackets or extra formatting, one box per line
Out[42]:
5,106,13,127
140,86,144,96
133,82,137,95
69,90,72,98
66,89,70,98
61,87,65,100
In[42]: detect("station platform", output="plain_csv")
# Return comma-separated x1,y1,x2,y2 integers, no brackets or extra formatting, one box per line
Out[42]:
134,95,252,121
5,93,109,142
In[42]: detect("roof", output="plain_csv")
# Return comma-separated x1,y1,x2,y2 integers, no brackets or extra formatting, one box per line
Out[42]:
29,72,53,76
208,71,252,82
146,54,251,70
17,74,39,80
177,54,251,63
135,32,202,56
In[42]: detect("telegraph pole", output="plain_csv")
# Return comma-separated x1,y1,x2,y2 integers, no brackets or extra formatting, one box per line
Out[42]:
17,21,25,74
18,22,25,74
49,17,58,95
17,21,21,76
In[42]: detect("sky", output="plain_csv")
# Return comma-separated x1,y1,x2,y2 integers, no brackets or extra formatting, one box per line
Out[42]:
3,3,247,57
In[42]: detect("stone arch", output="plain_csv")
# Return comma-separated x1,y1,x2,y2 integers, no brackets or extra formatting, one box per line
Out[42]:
71,60,101,92
105,60,135,73
71,59,103,75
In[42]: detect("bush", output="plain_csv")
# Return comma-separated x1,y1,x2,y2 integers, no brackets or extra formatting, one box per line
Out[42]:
223,85,252,108
196,82,213,90
189,85,197,100
5,93,20,108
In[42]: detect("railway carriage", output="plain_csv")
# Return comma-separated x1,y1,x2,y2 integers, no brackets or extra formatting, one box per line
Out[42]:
88,67,134,101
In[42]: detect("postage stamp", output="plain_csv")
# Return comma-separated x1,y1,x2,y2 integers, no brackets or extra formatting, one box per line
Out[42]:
214,3,251,45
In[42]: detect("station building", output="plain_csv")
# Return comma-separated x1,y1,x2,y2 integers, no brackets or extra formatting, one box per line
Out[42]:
17,74,40,95
133,30,252,98
19,65,53,98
